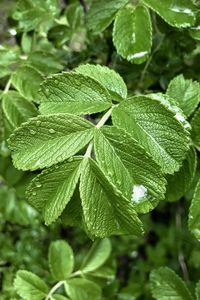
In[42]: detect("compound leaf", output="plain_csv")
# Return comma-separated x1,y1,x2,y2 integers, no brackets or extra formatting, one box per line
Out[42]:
8,113,94,171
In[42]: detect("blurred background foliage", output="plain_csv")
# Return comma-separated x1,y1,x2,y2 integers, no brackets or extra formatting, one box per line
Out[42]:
1,0,200,299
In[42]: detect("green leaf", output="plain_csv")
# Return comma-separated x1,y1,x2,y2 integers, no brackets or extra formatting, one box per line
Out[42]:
39,72,112,115
11,65,44,102
27,51,63,75
8,113,94,171
61,188,84,228
166,147,197,201
191,107,200,148
2,91,38,130
113,5,152,64
143,0,197,28
27,157,83,224
196,281,200,300
65,278,101,300
75,64,127,101
87,0,128,34
150,267,193,300
52,295,70,300
12,0,59,31
166,74,200,117
14,270,48,300
94,126,166,213
49,240,74,280
112,95,190,174
81,239,111,273
189,179,200,239
79,158,143,238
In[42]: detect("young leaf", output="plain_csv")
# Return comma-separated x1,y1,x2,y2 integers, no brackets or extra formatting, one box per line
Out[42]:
27,157,83,225
113,5,152,64
49,240,74,280
196,280,200,300
39,72,112,115
166,147,197,201
94,126,166,213
11,65,44,102
8,114,94,171
79,158,143,238
65,278,101,300
150,267,193,300
2,91,38,130
112,95,190,174
87,0,128,34
81,239,111,273
14,270,48,300
143,0,196,28
75,64,127,101
189,179,200,239
167,74,200,117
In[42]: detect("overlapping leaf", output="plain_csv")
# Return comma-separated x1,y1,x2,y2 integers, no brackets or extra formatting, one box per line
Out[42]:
87,0,128,34
150,267,193,300
39,72,112,115
75,64,127,101
143,0,197,28
27,157,83,224
2,91,38,131
8,114,94,170
112,95,190,174
11,65,44,102
80,158,143,238
94,126,166,213
189,179,200,240
166,147,197,201
167,74,200,117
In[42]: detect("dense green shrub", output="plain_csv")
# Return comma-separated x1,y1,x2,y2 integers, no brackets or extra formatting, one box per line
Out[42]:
1,0,200,299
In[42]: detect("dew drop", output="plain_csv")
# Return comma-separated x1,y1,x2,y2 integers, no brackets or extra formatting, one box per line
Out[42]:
32,191,37,196
30,129,36,135
49,128,55,134
131,184,147,203
36,182,42,188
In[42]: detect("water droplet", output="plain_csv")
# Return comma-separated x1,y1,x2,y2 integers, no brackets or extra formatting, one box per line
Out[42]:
32,191,37,196
49,128,55,134
127,51,148,61
36,182,42,188
131,184,147,203
30,129,36,135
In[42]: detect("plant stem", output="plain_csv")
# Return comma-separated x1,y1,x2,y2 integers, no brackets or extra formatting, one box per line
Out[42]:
45,280,65,300
84,107,114,158
3,78,11,94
